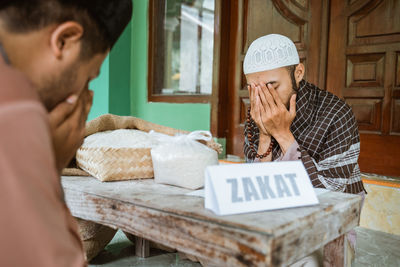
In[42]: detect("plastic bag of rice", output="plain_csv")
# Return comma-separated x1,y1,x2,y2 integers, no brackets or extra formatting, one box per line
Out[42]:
76,129,159,181
150,130,219,189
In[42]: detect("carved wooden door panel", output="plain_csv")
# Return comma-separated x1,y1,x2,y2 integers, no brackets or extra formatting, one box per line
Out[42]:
226,0,329,156
326,0,400,176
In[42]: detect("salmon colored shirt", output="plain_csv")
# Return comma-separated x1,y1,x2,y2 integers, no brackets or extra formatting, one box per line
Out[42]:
0,49,86,266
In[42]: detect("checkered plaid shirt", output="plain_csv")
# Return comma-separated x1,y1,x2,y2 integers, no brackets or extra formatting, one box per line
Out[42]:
244,80,366,194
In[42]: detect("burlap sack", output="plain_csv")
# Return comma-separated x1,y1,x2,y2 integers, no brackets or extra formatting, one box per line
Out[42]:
62,114,221,181
76,218,117,262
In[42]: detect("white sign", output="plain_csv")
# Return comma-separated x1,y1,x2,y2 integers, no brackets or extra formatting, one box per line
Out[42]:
205,161,319,216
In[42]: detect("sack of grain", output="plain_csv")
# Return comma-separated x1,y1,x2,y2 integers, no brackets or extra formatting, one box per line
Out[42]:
76,129,158,181
150,131,219,190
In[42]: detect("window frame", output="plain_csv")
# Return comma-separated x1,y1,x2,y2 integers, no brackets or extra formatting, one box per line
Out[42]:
147,0,221,103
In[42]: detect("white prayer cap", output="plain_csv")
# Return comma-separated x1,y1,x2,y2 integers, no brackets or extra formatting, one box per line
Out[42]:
243,34,299,75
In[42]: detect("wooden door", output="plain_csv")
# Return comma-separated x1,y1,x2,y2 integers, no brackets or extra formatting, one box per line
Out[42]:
224,0,329,156
326,0,400,176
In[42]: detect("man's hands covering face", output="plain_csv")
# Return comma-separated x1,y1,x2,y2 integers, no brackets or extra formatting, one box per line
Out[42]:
248,83,296,154
49,88,93,173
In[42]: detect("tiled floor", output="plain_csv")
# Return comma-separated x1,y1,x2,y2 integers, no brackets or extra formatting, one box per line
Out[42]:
354,227,400,267
89,227,400,267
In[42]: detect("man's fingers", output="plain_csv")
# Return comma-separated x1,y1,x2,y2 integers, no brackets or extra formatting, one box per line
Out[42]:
255,96,268,134
255,96,262,122
250,84,257,118
56,115,85,150
259,109,270,135
64,93,84,127
78,97,88,128
248,85,254,112
260,83,277,112
250,84,256,107
254,94,262,122
49,95,78,128
267,83,285,108
289,94,297,119
84,90,94,116
76,89,94,129
256,85,270,115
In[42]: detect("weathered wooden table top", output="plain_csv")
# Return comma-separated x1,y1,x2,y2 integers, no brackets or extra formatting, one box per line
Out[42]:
62,176,361,266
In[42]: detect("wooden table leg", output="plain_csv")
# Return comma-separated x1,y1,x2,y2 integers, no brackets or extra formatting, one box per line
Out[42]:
135,236,150,258
323,234,354,267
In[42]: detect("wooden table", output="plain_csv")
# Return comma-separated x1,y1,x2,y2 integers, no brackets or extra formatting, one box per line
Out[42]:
62,176,362,267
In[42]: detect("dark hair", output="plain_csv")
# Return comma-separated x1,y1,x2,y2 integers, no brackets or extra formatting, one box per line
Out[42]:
286,64,298,92
0,0,109,59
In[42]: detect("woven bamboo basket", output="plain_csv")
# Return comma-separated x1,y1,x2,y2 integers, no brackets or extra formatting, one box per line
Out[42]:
76,146,154,182
65,114,222,182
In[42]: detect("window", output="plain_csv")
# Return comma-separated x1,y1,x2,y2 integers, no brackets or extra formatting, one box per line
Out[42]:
148,0,217,103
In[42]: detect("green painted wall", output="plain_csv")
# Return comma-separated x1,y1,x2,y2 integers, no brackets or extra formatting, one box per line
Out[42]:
130,0,211,132
109,22,132,116
88,22,132,120
89,0,211,132
88,56,109,121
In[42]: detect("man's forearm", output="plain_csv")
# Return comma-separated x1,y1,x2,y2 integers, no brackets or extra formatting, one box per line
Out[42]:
278,141,301,161
274,130,296,155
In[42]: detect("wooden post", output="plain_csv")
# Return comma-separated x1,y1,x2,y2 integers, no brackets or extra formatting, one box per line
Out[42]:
135,236,150,258
323,234,354,267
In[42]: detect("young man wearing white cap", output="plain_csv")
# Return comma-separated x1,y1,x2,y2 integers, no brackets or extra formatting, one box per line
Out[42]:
243,34,365,265
243,34,365,195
